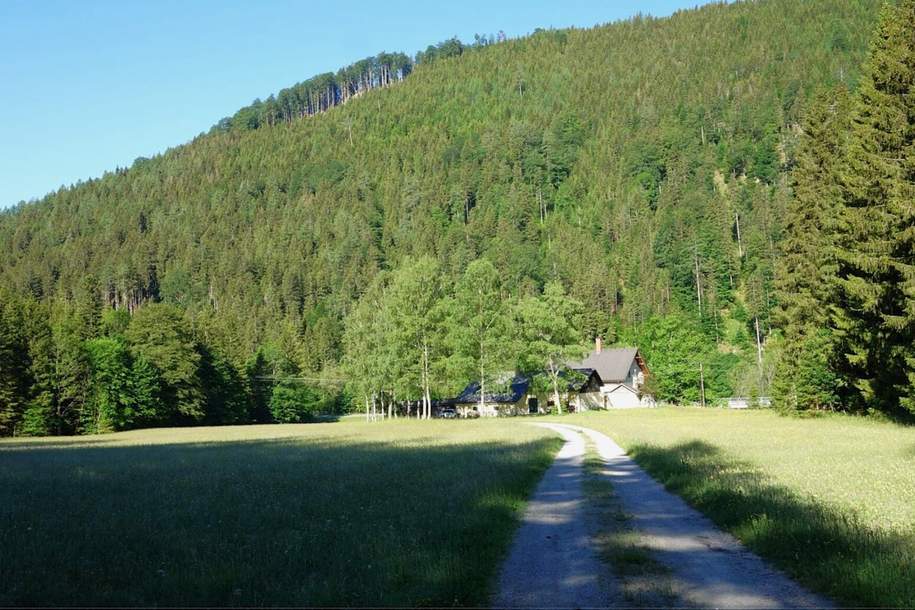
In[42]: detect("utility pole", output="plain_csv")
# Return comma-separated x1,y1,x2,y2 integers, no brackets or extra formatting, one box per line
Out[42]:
699,362,706,408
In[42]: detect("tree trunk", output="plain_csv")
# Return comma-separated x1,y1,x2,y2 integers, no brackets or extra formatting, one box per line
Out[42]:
735,212,743,258
694,253,703,317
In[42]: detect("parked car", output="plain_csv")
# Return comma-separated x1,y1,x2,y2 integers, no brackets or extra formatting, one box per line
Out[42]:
439,407,457,419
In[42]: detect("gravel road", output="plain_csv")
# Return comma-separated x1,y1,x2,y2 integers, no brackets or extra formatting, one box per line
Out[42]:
491,422,833,609
491,423,616,608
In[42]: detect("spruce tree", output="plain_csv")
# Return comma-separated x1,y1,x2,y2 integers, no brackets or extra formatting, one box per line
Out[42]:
833,0,915,415
772,87,850,410
0,291,28,435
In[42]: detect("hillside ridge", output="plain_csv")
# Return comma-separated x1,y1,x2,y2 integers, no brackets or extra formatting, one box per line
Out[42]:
0,0,882,433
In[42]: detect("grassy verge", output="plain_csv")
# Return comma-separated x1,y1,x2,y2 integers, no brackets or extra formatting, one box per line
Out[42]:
554,408,915,607
0,420,560,607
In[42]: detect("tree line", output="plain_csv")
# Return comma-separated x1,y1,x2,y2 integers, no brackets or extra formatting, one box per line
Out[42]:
212,35,496,133
772,0,915,418
0,282,341,436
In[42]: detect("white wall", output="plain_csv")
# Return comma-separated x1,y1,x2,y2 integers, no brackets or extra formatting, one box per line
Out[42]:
605,386,641,409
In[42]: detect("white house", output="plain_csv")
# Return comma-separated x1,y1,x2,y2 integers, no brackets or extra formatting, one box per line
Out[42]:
568,340,654,408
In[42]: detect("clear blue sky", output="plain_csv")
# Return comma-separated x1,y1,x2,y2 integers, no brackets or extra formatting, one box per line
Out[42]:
0,0,696,209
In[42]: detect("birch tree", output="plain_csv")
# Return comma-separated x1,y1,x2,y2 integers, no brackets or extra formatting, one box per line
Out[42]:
342,273,392,421
447,259,514,414
517,281,587,414
385,257,444,420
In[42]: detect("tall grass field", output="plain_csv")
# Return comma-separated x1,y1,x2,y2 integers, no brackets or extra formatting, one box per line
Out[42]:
0,419,558,606
555,408,915,607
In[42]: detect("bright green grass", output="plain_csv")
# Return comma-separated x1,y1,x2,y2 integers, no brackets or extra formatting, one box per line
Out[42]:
552,408,915,607
0,420,559,607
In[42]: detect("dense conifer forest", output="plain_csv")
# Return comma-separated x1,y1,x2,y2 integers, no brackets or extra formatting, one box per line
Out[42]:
4,0,912,435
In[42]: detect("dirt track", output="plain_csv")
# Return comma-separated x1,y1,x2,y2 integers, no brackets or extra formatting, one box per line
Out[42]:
492,422,832,609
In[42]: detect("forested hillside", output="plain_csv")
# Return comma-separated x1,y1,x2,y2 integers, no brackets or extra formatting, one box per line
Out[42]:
0,0,885,434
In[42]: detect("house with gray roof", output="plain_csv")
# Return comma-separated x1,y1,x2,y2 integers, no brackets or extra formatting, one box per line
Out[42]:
567,339,654,408
446,368,604,416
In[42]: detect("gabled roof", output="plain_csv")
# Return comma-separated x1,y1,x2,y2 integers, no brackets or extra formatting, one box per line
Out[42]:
604,382,639,395
568,347,641,384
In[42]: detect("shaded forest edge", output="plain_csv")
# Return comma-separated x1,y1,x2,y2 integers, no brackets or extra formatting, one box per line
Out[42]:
2,0,914,436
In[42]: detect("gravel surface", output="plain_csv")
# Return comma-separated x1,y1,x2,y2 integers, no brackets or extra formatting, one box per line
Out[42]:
491,423,616,608
492,422,834,609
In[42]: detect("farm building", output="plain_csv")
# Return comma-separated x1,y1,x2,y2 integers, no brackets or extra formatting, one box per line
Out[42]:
567,340,654,408
449,368,604,417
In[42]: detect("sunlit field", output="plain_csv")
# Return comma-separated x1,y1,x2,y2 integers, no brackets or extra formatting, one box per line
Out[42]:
0,420,558,607
554,408,915,607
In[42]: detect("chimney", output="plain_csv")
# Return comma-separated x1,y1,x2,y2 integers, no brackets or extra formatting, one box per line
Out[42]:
595,336,603,354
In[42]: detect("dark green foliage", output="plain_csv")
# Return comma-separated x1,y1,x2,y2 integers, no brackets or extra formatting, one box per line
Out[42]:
125,304,204,422
214,50,413,133
831,0,915,416
245,348,275,423
775,1,915,417
268,382,332,423
199,345,249,425
773,329,841,411
0,291,30,434
622,314,737,403
772,87,851,411
0,0,891,432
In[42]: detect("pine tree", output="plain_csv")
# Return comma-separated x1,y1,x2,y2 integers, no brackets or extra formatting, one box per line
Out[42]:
0,291,28,435
772,87,851,411
21,300,57,435
833,0,915,415
51,304,92,434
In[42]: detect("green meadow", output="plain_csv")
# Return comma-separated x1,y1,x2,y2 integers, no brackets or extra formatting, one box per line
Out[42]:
3,410,914,607
556,408,915,607
0,419,558,607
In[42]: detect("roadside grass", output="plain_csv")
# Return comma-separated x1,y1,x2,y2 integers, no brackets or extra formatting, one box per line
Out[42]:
581,449,676,607
0,420,559,607
555,408,915,607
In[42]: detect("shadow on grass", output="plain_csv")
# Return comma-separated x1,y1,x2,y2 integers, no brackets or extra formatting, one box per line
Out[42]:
0,433,558,607
628,440,915,608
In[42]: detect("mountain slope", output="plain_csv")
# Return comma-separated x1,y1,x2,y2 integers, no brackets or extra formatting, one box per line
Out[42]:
0,0,879,379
